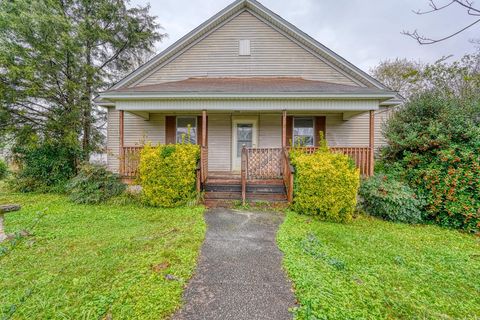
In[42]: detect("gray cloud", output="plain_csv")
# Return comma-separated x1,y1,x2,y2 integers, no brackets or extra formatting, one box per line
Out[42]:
132,0,479,72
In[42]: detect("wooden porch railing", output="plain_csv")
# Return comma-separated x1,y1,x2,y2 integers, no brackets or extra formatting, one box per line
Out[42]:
331,147,372,176
120,145,209,186
241,147,247,205
122,145,372,204
121,146,143,178
200,146,208,184
282,148,295,203
245,147,283,180
287,146,373,176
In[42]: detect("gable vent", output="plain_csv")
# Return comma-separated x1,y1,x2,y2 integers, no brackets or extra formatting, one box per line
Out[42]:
239,39,251,56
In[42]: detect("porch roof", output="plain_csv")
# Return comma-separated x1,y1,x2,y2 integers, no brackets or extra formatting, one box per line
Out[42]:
99,78,396,102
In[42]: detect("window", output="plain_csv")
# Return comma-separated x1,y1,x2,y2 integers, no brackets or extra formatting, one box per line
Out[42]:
293,117,314,146
176,117,197,144
239,39,251,56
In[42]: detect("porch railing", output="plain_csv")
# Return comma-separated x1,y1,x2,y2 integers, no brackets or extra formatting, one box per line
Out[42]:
282,148,295,203
245,147,283,180
121,145,373,200
121,146,142,178
200,146,208,184
286,146,373,176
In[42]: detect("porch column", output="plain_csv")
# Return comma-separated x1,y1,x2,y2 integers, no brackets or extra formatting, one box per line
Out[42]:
282,110,287,148
119,110,125,175
369,110,375,176
202,110,207,147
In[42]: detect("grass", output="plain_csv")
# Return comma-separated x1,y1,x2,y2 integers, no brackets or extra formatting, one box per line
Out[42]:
277,211,480,320
0,184,206,319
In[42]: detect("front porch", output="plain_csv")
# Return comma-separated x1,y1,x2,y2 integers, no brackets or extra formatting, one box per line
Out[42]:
116,109,376,205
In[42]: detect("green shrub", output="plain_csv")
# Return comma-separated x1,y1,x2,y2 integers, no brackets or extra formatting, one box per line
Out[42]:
139,143,200,207
382,92,480,232
10,142,80,192
290,146,360,223
0,159,8,180
67,164,126,204
359,174,423,223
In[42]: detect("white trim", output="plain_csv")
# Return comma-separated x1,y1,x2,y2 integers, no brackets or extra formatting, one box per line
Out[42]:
176,116,198,144
115,99,381,112
100,92,395,100
231,116,258,170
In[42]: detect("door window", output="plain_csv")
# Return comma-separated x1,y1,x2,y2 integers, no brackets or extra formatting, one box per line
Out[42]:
236,123,253,156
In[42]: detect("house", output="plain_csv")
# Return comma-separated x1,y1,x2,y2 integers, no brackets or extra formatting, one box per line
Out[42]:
96,0,399,204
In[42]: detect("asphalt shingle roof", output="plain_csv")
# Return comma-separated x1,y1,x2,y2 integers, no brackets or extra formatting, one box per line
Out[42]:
109,77,392,95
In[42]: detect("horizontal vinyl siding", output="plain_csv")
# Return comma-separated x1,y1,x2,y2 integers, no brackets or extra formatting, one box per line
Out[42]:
135,11,359,87
326,113,369,146
124,113,165,146
208,113,232,171
107,108,120,173
106,108,392,173
374,107,393,148
107,110,165,173
259,114,281,148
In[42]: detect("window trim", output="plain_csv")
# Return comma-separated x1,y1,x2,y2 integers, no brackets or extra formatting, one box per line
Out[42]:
292,117,315,147
176,116,198,144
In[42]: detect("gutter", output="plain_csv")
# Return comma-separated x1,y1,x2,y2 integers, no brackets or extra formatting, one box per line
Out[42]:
98,92,397,101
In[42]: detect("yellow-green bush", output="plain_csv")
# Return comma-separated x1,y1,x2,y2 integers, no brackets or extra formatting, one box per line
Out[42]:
290,147,360,222
139,143,200,207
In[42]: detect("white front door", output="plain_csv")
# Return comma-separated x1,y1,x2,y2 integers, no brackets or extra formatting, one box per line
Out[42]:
232,117,258,171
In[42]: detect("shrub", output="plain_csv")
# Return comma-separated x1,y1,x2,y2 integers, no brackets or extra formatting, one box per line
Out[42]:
359,174,423,224
381,92,480,232
139,143,200,207
290,147,360,223
67,164,126,204
10,142,80,192
0,159,8,180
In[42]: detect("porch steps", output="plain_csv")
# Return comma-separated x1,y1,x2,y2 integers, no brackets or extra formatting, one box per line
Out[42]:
204,173,287,208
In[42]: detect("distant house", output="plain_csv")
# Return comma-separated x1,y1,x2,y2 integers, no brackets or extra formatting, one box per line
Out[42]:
96,0,399,204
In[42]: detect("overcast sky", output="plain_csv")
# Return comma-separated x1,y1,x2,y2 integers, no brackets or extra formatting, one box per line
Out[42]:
131,0,479,73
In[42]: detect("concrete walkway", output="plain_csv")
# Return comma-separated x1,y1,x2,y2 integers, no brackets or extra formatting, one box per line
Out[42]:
173,208,295,320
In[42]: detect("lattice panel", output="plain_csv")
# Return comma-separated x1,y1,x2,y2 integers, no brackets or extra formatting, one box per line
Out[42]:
246,148,283,180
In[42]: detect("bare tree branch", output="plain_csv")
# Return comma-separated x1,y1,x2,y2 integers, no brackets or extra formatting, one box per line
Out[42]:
405,0,480,44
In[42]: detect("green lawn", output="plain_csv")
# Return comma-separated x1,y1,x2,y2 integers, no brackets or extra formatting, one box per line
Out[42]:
0,186,206,319
277,211,480,320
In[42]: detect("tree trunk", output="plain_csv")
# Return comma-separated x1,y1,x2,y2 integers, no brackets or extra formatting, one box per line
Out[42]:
82,44,93,161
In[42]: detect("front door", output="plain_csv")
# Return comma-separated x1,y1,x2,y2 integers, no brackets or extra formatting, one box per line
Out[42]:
232,117,258,171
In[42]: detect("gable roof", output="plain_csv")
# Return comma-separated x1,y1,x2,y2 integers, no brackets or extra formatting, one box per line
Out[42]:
109,0,390,91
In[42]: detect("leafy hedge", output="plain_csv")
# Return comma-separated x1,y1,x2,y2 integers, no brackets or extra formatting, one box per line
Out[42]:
10,142,79,192
382,92,480,232
359,174,423,223
290,147,360,223
0,159,8,180
67,164,126,204
139,143,200,207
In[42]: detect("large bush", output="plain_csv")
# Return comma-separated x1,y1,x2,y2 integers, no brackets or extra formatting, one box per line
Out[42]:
359,174,423,223
67,164,126,204
290,147,360,223
0,159,8,180
139,143,200,207
382,91,480,232
10,142,80,192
